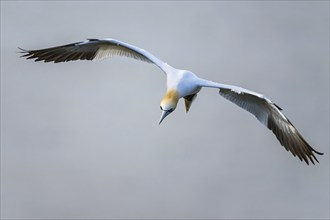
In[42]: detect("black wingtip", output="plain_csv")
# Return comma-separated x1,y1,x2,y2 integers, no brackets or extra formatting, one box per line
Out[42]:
18,47,27,53
18,47,31,58
313,149,324,155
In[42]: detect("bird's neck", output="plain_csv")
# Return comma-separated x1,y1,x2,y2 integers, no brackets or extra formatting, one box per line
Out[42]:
161,89,179,108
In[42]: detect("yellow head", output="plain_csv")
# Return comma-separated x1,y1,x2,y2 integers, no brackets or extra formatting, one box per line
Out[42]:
159,89,179,124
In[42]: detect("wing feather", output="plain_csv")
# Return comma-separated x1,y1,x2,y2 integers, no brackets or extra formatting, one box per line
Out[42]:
217,87,323,165
19,38,167,72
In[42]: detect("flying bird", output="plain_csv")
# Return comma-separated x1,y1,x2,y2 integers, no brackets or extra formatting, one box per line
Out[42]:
19,38,323,165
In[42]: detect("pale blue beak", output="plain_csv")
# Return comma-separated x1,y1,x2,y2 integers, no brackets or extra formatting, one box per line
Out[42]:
159,110,171,125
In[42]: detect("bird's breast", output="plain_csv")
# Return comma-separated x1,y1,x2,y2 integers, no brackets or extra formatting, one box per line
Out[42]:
167,70,201,98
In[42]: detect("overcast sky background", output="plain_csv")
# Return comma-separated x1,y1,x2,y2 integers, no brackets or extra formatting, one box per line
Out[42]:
1,1,329,219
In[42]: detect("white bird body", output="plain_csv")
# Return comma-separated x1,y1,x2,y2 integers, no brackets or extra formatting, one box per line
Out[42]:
167,70,200,96
19,38,323,165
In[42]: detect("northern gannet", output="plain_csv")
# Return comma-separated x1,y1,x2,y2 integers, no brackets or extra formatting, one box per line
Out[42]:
19,38,323,165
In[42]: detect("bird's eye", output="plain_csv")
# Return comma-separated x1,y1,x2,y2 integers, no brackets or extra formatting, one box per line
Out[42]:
160,106,163,110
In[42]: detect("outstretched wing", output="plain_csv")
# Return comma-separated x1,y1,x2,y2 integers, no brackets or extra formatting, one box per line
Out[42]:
19,38,168,73
219,87,323,165
200,80,323,165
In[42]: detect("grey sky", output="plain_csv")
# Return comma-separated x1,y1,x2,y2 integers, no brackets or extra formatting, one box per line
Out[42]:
1,1,329,219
